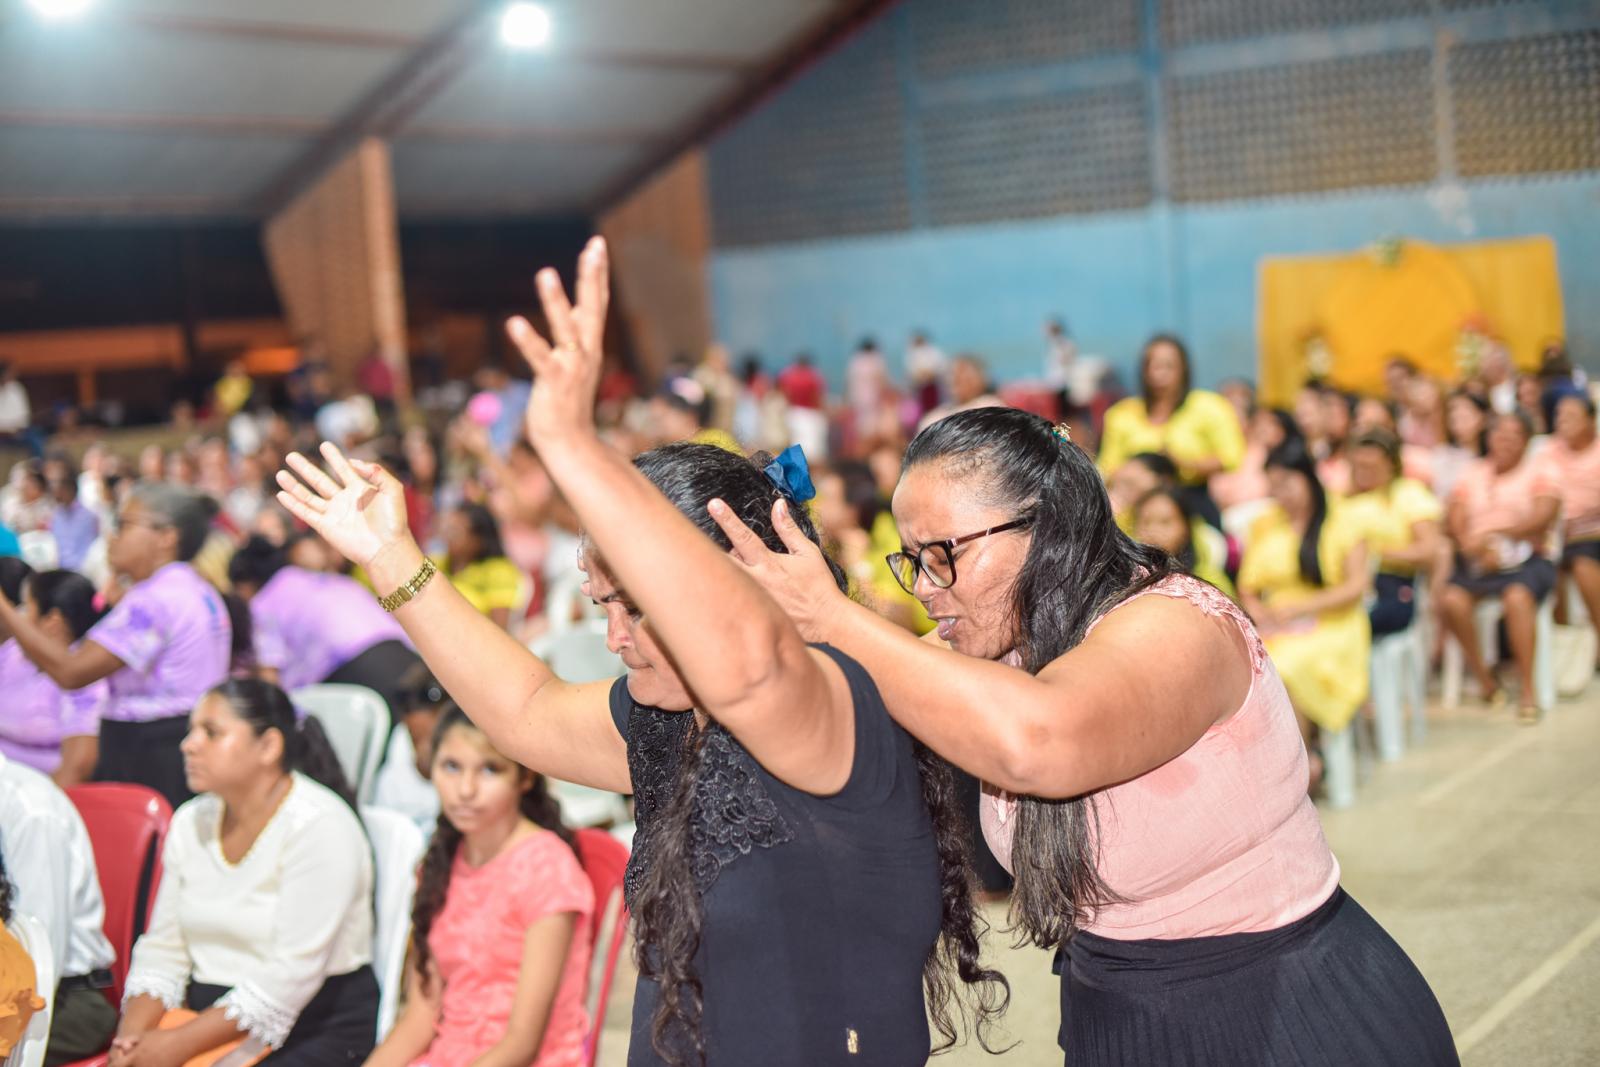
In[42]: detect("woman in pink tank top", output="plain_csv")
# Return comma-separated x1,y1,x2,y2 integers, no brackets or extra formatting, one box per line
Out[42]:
716,406,1456,1066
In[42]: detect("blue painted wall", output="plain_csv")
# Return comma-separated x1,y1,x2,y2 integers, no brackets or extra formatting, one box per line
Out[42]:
704,1,1600,390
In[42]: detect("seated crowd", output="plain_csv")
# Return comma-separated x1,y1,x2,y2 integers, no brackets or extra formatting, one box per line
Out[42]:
0,324,1595,1066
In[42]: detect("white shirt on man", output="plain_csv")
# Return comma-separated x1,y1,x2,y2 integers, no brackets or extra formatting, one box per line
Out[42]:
123,772,373,1049
0,752,117,980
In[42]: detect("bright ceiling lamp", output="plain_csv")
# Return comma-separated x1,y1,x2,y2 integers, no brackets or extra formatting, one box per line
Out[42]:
28,0,92,16
499,3,551,49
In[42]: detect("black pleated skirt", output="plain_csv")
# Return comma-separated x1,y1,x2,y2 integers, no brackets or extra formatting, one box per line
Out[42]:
1057,888,1459,1066
95,715,193,811
189,966,377,1067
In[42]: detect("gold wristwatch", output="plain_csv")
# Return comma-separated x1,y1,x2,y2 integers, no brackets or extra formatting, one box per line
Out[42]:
378,557,438,613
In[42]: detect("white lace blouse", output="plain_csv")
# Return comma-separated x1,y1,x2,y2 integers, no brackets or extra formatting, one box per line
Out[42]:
122,773,374,1048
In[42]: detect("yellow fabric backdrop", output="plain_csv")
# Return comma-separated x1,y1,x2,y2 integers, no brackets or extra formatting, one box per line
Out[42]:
1257,236,1564,406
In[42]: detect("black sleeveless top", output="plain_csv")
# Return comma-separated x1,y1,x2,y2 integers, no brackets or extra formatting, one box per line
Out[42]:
609,645,941,1066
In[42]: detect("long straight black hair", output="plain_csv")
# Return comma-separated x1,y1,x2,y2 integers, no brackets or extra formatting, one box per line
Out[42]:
1139,332,1192,411
625,442,1008,1066
902,407,1177,949
1264,436,1330,587
204,678,360,814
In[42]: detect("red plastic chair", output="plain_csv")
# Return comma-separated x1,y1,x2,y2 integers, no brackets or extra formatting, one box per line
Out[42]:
573,828,630,1067
66,783,173,1006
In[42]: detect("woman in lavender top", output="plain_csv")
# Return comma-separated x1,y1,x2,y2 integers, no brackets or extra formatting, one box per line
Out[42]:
228,536,421,727
0,570,108,785
0,484,231,808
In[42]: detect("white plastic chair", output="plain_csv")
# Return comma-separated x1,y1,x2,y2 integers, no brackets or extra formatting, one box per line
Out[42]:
6,914,54,1067
528,622,629,828
529,621,624,684
292,684,391,803
1320,725,1357,810
1441,595,1557,713
541,570,604,635
16,531,57,571
361,807,426,1043
1369,614,1430,762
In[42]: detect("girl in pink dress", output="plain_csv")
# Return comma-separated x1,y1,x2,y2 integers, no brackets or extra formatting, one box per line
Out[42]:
365,706,593,1067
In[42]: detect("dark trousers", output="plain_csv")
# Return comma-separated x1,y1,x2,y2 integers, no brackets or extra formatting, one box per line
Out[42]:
45,981,118,1067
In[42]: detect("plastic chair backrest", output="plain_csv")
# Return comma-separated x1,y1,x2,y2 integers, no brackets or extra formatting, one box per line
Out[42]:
291,684,390,803
65,784,171,1005
572,829,630,1067
542,572,604,636
360,807,426,1043
6,914,55,1067
528,623,623,684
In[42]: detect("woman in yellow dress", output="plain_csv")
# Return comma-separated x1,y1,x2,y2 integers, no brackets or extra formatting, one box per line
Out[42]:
1344,428,1443,638
1097,334,1245,524
1238,437,1372,791
434,502,525,629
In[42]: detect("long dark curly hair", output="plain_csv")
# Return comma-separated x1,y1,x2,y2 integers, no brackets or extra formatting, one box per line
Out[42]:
409,704,573,988
903,408,1177,950
627,443,1009,1066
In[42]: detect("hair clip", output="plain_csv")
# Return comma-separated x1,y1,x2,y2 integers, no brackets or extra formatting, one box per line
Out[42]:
1052,423,1072,445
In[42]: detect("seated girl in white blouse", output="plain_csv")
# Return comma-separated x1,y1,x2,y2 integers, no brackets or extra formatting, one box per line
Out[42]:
112,679,376,1067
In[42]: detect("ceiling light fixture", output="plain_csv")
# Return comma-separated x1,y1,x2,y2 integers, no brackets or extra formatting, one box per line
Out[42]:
499,3,551,49
27,0,93,17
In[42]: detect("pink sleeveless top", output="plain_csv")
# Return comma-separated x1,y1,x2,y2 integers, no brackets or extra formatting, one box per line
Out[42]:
980,573,1340,940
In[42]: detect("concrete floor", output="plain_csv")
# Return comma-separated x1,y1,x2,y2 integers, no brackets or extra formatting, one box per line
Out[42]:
596,679,1600,1065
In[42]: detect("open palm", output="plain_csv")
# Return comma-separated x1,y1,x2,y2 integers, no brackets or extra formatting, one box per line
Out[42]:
274,442,411,569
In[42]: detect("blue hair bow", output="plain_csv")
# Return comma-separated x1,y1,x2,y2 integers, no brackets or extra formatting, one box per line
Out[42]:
763,444,816,504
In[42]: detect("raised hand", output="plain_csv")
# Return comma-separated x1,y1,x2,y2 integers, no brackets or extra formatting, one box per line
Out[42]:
274,442,413,570
707,496,849,644
506,235,611,451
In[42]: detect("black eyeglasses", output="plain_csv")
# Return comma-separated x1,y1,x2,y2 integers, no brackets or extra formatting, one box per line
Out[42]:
886,516,1034,595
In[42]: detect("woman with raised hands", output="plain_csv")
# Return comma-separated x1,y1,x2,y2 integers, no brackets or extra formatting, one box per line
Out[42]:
273,237,1006,1067
712,406,1456,1066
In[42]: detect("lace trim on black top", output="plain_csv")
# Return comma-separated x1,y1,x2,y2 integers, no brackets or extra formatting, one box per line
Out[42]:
620,700,793,909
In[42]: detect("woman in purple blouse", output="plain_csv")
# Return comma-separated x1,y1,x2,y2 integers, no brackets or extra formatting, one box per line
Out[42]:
0,569,109,785
0,484,231,808
228,535,421,726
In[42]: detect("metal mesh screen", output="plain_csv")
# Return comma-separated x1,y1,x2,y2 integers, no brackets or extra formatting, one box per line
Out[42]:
921,86,1152,224
1169,50,1436,201
1451,30,1600,178
908,0,1140,78
1162,0,1430,46
707,21,909,246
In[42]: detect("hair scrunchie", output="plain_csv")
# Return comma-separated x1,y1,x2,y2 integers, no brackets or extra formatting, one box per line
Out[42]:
762,444,816,504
